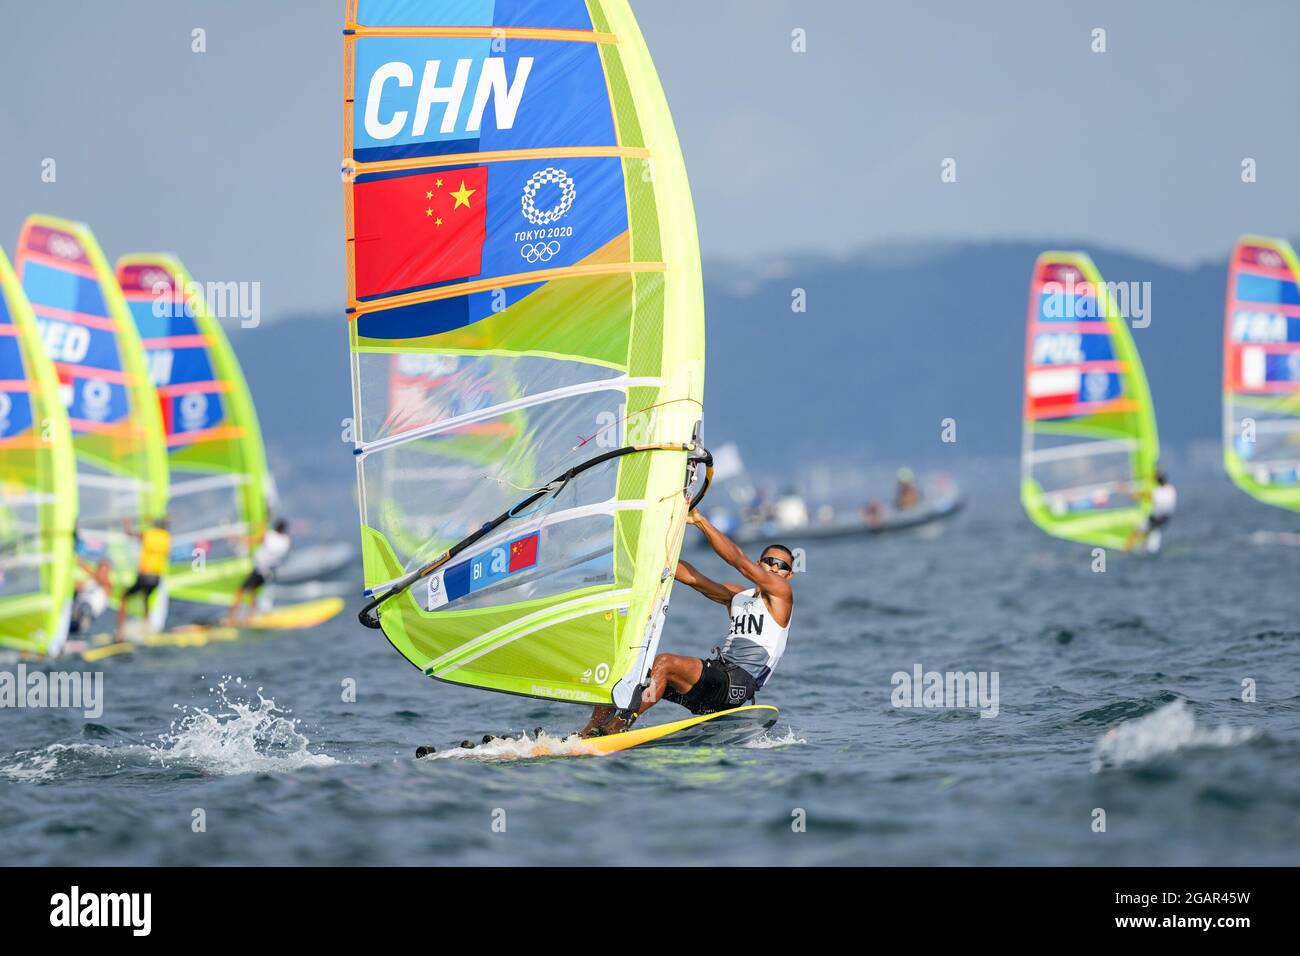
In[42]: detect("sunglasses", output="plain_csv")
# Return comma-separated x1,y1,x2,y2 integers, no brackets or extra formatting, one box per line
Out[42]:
761,556,792,572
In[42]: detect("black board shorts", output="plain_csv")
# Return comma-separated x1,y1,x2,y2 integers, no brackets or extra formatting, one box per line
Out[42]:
122,575,160,601
241,568,269,591
664,657,758,716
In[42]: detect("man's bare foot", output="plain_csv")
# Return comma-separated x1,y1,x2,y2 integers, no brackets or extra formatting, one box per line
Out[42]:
580,711,635,738
577,704,615,738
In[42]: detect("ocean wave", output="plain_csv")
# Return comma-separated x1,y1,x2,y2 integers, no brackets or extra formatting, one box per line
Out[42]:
1091,699,1259,772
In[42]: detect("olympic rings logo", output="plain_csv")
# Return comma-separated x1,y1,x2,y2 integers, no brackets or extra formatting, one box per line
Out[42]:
520,241,561,264
47,234,82,260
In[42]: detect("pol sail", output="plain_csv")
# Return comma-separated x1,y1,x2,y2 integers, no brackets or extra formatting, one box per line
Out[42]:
0,247,77,655
1021,252,1159,549
342,0,707,708
1223,236,1300,513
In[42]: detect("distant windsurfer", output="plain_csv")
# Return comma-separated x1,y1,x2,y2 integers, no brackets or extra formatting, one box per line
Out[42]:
1129,468,1176,554
70,558,112,635
578,508,794,737
227,519,292,625
116,516,171,640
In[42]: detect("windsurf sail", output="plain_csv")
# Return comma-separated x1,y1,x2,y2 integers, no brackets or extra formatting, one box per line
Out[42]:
1021,252,1159,548
1222,236,1300,512
0,246,78,655
15,216,169,597
115,255,271,603
342,0,706,708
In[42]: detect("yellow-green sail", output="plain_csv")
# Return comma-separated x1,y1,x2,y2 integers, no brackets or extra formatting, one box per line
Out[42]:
15,216,169,596
342,0,706,707
1222,236,1300,512
1021,252,1159,549
0,246,78,655
115,254,271,604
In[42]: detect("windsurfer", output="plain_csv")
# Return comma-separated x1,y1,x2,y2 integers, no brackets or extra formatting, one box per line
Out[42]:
70,558,112,635
116,516,170,639
226,518,292,625
578,509,794,737
1128,468,1176,554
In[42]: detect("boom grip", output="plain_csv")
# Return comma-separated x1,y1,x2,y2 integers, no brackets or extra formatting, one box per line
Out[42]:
687,445,714,512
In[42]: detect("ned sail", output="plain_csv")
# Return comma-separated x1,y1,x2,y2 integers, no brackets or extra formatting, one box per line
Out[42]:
15,216,169,607
0,246,78,655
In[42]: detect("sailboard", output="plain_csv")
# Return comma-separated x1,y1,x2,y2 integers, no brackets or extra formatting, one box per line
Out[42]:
342,0,708,710
15,216,169,611
69,597,345,662
1021,252,1159,549
0,246,78,656
1222,236,1300,513
423,704,780,758
115,254,273,604
578,703,778,754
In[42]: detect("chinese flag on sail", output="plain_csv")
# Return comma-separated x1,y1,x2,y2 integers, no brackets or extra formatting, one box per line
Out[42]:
353,167,489,299
508,532,539,572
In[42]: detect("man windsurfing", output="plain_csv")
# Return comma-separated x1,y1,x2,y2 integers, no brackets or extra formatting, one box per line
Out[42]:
116,516,170,640
578,508,794,737
226,518,292,625
70,557,111,636
1129,467,1176,554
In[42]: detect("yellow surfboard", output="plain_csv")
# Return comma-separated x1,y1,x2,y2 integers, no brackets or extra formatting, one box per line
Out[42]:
581,704,779,754
423,705,780,759
71,598,345,661
242,597,344,630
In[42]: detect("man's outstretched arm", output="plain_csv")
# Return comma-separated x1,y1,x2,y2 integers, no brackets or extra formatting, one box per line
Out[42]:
675,559,743,606
688,510,793,603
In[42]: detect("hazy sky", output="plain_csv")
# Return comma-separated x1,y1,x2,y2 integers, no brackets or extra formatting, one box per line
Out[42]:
1,0,1297,317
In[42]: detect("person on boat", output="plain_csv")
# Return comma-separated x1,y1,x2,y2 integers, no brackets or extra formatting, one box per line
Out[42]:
116,516,171,640
862,498,885,527
894,468,922,510
578,508,793,738
226,518,292,625
70,558,112,635
774,486,809,531
1129,468,1176,554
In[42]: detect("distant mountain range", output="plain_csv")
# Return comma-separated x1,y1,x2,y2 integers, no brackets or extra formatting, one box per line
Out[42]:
230,240,1265,493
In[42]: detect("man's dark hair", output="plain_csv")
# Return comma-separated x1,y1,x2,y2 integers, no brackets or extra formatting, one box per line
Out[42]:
274,518,290,534
763,543,794,561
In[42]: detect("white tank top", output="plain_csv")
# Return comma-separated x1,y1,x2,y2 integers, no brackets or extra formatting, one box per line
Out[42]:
1151,484,1176,518
721,588,790,689
255,530,292,574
